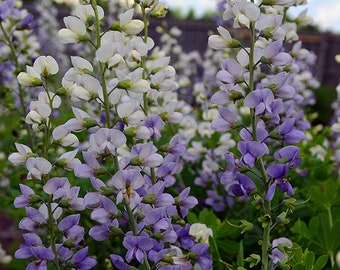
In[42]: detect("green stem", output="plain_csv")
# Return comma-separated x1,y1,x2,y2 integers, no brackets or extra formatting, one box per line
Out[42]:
125,200,151,270
43,81,59,269
47,196,60,270
91,0,112,128
326,206,333,228
248,20,271,270
140,5,149,116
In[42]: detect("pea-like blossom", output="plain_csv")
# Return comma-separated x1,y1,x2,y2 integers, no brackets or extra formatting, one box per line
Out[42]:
238,141,269,168
33,55,59,77
131,142,163,168
223,0,261,28
26,157,52,180
123,232,153,263
25,101,52,127
118,9,144,35
70,247,97,270
265,164,294,201
8,143,33,166
269,237,292,265
15,233,54,267
109,169,144,207
88,128,126,156
58,16,87,44
189,224,213,244
14,184,36,208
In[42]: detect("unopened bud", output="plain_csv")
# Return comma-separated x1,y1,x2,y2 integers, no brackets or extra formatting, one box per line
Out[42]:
150,3,169,18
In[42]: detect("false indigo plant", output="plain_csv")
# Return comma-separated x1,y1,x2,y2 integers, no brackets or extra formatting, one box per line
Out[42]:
207,0,318,268
9,0,211,269
5,0,337,269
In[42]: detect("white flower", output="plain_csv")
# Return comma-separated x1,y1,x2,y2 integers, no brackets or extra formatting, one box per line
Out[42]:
117,99,146,125
71,74,101,102
64,106,96,132
208,26,235,49
33,56,59,77
17,66,42,86
53,125,79,147
8,143,33,166
119,9,144,35
38,92,61,109
76,4,104,22
189,223,213,244
26,157,52,180
0,244,12,265
25,101,52,126
96,43,126,69
224,0,261,28
57,150,81,170
58,16,87,44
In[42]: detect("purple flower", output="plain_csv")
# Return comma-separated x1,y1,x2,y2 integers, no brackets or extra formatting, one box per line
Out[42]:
15,233,54,268
110,254,130,270
190,243,213,270
238,141,269,167
205,190,227,212
143,181,175,207
109,169,144,207
20,14,36,29
168,135,186,156
90,196,119,224
74,151,101,178
266,164,294,201
228,173,256,197
269,237,292,265
216,58,244,84
0,0,20,22
264,40,292,66
244,89,275,116
58,214,84,245
274,146,302,168
176,187,198,218
131,142,163,168
123,232,153,263
211,106,239,132
278,118,305,144
145,115,165,138
19,207,46,231
89,219,120,241
88,128,126,156
71,247,97,270
14,184,36,208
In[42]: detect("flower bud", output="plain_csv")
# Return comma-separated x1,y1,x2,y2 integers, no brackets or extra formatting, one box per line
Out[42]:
150,3,169,18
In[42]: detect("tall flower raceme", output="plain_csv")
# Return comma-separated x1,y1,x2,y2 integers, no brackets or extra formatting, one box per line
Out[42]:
207,0,318,268
11,0,213,269
9,55,97,270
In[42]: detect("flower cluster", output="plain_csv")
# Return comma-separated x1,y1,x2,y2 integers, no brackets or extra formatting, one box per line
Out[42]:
206,0,319,268
8,0,212,269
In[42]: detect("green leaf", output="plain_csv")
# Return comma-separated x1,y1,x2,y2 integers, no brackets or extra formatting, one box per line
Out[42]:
186,212,198,224
216,239,240,254
313,254,328,270
199,209,219,227
304,250,315,270
292,219,310,239
237,240,244,267
308,216,319,238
